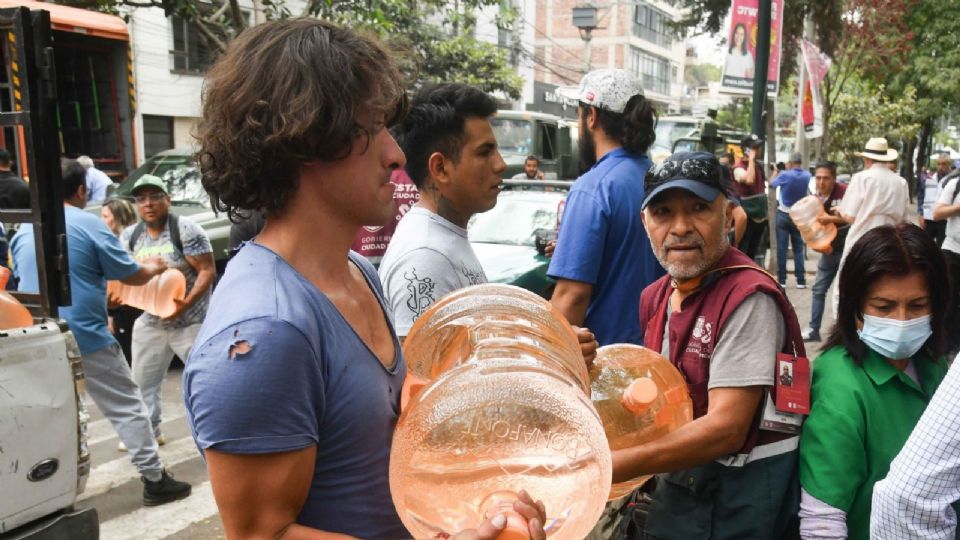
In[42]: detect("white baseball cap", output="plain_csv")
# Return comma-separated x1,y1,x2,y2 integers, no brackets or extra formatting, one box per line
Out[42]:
557,69,645,114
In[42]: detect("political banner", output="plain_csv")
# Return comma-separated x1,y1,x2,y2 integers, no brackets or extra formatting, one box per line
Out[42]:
799,39,832,139
720,0,786,96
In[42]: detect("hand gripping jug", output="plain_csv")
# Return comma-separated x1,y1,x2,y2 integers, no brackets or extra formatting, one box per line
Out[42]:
107,269,186,318
393,284,611,540
788,195,837,252
589,345,692,499
0,267,32,330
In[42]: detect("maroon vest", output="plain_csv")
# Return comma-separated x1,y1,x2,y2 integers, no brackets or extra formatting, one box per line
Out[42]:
639,247,805,454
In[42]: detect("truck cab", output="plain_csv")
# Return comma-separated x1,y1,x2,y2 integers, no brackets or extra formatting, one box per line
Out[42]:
491,110,579,180
0,6,97,539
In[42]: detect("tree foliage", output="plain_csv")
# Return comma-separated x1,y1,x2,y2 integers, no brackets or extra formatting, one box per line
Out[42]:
73,0,524,99
827,84,921,171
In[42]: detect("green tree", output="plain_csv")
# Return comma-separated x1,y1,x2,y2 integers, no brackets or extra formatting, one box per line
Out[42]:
74,0,524,98
827,84,921,171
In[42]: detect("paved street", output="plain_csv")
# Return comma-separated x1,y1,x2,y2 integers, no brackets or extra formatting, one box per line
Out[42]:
80,247,830,540
77,366,225,539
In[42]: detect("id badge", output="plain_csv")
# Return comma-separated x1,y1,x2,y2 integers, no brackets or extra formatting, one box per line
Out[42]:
760,353,811,434
775,353,810,414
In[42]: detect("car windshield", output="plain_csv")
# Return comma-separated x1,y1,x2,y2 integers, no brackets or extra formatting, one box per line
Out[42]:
114,154,208,207
653,120,697,152
469,194,562,246
491,118,534,156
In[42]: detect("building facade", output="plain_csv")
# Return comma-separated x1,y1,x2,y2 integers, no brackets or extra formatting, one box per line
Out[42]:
532,0,688,113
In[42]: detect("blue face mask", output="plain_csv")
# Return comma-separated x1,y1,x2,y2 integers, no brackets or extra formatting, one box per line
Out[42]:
858,314,933,360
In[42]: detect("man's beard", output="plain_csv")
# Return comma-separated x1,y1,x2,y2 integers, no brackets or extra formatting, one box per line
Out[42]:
578,126,597,173
653,212,730,281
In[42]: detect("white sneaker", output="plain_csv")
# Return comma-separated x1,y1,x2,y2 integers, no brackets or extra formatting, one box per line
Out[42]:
118,433,165,452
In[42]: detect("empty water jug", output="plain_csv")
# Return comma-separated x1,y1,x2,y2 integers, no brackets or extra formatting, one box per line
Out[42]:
0,267,32,330
107,268,185,318
789,195,837,252
392,284,611,540
590,344,692,500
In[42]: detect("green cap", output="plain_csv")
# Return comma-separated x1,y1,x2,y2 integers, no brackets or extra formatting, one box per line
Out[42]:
131,174,168,195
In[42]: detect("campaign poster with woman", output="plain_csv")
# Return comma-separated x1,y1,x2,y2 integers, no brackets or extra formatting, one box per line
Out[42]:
720,0,784,96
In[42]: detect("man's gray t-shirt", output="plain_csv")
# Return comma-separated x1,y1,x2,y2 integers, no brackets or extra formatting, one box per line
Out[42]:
661,292,785,389
121,215,213,328
378,207,486,336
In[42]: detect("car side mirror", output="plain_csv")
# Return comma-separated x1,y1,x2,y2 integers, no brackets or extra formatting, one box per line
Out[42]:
534,228,557,256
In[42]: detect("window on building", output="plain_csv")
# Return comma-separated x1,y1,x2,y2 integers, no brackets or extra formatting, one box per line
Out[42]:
629,48,670,95
169,15,216,73
633,3,673,48
143,115,174,159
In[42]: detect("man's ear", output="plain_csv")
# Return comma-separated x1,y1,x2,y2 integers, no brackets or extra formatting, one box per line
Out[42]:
585,107,599,130
725,200,736,230
426,151,450,188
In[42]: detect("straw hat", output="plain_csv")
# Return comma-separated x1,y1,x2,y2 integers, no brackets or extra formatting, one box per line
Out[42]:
855,138,898,162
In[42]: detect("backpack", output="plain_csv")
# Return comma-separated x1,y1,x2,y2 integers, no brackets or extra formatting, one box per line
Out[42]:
128,213,182,255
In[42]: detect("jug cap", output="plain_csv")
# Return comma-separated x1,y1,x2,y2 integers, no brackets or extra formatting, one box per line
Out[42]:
622,377,659,415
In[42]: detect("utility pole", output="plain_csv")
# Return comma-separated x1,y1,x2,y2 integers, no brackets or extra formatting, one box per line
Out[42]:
750,0,771,139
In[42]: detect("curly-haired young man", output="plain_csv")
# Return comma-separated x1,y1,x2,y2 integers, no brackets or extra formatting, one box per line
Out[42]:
185,18,545,540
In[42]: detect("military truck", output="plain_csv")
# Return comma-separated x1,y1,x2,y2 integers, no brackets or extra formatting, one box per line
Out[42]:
0,7,97,538
491,110,579,180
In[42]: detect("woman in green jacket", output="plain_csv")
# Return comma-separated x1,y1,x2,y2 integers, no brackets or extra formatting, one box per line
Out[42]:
799,223,951,539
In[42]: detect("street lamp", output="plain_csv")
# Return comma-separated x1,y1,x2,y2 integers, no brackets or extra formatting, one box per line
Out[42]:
572,5,597,72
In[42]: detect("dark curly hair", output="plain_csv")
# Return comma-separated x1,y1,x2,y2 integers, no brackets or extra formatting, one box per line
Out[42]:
392,83,497,189
580,94,658,155
196,18,408,221
823,223,949,364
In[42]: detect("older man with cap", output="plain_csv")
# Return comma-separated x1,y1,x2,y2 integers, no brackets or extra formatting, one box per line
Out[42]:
614,151,805,538
771,152,813,289
119,174,216,449
548,68,663,347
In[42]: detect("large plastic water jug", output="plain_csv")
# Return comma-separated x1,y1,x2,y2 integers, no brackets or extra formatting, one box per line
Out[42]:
0,267,32,330
789,195,837,252
589,344,692,499
107,269,185,318
393,284,611,540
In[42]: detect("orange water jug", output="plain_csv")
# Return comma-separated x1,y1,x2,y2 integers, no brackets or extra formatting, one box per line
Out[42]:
107,269,185,318
393,284,610,540
590,344,692,499
0,267,32,330
789,195,837,252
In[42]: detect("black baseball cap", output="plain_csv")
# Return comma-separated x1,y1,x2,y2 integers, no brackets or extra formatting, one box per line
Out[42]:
741,133,764,148
642,151,733,210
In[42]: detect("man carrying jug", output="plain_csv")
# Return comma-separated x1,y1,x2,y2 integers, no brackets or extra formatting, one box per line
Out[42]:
184,18,545,539
617,151,805,538
11,159,191,506
120,174,215,449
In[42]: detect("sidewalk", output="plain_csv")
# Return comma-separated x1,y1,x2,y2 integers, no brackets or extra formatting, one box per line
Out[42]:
772,247,836,348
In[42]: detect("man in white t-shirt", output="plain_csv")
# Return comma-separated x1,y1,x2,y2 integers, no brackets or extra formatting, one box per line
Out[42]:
832,138,911,313
934,175,960,352
379,83,505,338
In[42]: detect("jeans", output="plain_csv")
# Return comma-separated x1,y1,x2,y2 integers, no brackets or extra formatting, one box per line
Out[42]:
738,219,767,261
132,318,202,434
776,210,806,286
83,344,163,477
809,248,842,334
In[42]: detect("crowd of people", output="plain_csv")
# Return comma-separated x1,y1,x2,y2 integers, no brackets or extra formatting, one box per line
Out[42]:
2,16,960,540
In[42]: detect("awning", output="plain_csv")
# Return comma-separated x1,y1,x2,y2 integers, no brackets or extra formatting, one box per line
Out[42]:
0,0,128,41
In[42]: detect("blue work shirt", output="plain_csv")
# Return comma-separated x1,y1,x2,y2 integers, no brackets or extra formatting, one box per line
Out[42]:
10,205,140,355
548,147,664,346
772,167,812,209
184,244,408,538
